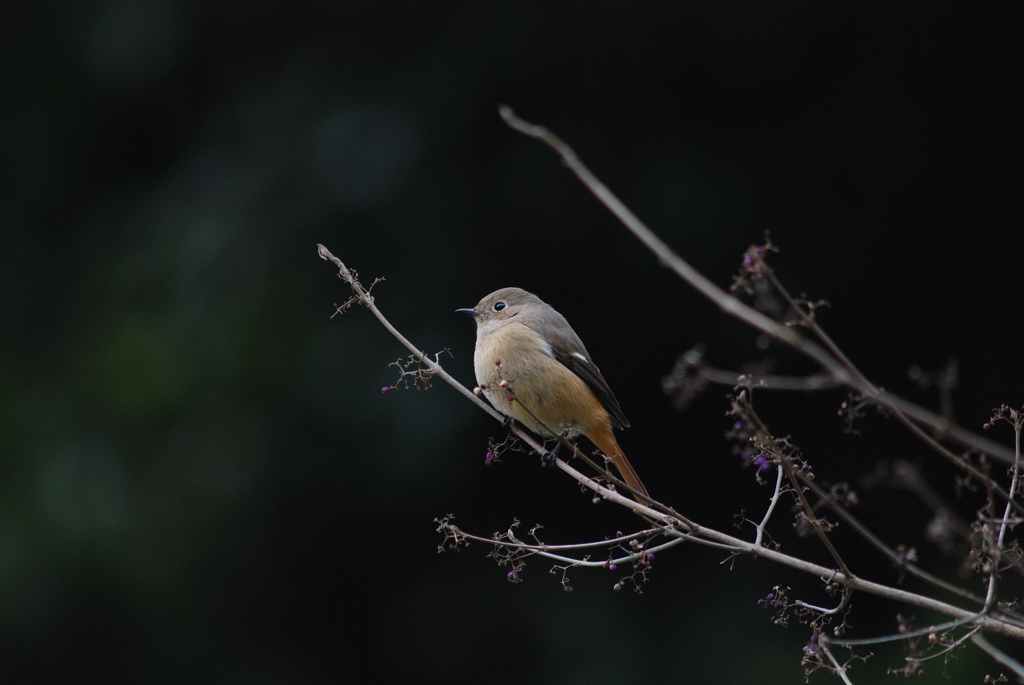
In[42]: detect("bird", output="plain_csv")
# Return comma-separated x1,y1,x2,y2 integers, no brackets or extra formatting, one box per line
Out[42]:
458,287,649,502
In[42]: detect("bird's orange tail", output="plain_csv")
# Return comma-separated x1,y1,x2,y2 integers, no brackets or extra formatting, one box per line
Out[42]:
588,426,650,504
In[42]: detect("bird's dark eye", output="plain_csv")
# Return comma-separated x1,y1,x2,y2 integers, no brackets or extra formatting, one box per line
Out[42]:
493,302,506,311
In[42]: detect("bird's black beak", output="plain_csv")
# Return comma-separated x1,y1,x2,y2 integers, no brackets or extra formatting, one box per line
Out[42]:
455,307,479,316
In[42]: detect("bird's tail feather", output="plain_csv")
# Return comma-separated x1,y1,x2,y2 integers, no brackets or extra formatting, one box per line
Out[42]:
588,426,651,504
610,451,650,503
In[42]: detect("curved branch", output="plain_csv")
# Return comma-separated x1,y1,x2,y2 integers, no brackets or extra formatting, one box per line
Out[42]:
496,105,1018,468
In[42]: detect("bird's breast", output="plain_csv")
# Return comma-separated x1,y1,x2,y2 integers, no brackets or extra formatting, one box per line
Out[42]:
474,322,607,437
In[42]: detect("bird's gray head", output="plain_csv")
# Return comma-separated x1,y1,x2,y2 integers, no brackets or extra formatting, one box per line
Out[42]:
457,287,545,322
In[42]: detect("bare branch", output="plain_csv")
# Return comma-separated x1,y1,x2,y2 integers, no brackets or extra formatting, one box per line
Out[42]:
754,464,785,548
971,633,1024,682
496,106,1018,467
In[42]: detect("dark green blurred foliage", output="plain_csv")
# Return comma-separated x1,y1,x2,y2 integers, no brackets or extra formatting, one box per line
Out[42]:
1,1,1022,682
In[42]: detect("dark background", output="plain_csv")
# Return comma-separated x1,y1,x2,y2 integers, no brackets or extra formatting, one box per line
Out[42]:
3,2,1022,682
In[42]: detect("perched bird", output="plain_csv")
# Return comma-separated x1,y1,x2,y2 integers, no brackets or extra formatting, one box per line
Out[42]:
458,287,649,502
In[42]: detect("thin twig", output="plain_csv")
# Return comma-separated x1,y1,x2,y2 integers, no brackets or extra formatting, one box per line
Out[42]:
825,616,976,648
798,471,987,606
818,641,856,685
317,244,493,415
701,367,839,391
755,464,785,547
971,633,1024,682
986,413,1023,610
796,587,852,616
737,391,856,580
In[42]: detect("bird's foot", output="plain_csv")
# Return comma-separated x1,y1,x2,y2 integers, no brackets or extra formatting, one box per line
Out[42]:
541,441,562,468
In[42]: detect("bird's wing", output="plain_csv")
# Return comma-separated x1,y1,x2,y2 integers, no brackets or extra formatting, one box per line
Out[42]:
546,330,630,430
